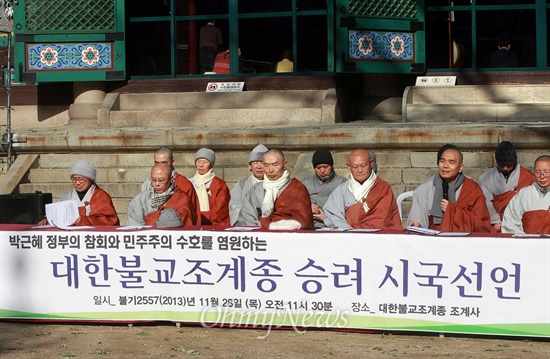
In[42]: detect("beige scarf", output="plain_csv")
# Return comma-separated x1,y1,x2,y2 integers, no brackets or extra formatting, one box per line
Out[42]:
261,170,290,218
194,169,215,211
348,170,377,213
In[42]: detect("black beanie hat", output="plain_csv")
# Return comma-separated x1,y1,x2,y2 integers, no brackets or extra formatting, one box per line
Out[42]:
495,141,517,165
312,149,334,167
437,144,460,163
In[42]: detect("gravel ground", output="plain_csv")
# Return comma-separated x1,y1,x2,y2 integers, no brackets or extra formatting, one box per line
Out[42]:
1,322,549,358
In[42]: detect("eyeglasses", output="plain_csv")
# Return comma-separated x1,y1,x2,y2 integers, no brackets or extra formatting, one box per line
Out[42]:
71,176,89,183
534,171,550,178
150,177,170,184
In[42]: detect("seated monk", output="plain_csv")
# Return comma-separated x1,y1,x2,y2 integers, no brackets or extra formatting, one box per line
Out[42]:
502,155,550,234
323,149,402,230
479,141,535,232
189,148,231,226
238,149,313,230
408,144,491,233
38,160,119,226
127,163,197,227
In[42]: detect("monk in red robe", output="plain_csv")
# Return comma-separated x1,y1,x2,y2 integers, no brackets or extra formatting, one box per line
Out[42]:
190,148,231,226
38,159,119,226
239,149,313,229
324,149,402,230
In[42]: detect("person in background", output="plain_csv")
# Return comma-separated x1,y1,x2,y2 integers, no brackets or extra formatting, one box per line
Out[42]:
275,50,293,73
199,20,223,73
229,144,268,225
407,144,491,232
189,148,231,226
490,38,518,68
238,149,313,229
301,149,347,228
502,155,550,234
38,160,119,226
323,149,401,230
127,163,196,228
478,141,535,232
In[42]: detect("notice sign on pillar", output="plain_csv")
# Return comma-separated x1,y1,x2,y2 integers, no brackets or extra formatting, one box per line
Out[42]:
206,82,245,92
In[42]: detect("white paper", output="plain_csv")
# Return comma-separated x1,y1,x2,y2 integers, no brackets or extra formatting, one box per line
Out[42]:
225,226,261,231
345,228,382,233
405,226,441,235
438,232,471,237
117,225,153,230
46,200,80,227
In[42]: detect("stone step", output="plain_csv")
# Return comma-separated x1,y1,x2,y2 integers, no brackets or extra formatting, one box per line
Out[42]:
407,85,550,104
116,90,327,110
405,103,550,122
109,108,324,128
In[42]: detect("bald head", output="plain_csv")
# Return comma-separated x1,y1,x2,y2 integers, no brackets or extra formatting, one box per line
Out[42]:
150,163,173,193
347,149,373,184
263,149,287,181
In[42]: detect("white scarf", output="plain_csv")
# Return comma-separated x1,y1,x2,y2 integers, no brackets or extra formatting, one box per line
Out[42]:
250,174,263,186
348,170,377,213
261,170,290,218
193,169,215,211
69,183,96,216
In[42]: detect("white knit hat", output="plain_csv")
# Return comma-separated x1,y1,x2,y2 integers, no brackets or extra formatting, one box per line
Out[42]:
248,144,268,163
69,160,96,182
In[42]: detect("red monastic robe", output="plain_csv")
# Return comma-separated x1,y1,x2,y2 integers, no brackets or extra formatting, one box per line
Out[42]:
200,176,231,226
492,166,535,220
430,178,491,233
77,186,120,226
144,187,197,227
522,210,550,234
175,172,201,225
344,177,403,230
259,178,314,228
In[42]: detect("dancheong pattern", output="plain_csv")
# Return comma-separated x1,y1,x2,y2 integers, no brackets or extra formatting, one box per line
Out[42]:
27,43,113,71
349,31,414,61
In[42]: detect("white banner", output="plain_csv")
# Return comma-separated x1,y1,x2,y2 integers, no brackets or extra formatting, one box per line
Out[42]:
1,227,548,337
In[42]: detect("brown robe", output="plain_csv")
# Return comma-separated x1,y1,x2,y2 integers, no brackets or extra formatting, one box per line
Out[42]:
200,176,231,226
259,178,314,228
522,210,550,234
77,186,120,226
144,187,196,227
492,166,535,220
344,177,403,230
174,172,201,225
430,178,491,233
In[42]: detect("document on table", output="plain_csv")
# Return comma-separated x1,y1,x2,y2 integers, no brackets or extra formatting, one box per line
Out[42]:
45,200,93,229
117,225,153,230
405,226,441,235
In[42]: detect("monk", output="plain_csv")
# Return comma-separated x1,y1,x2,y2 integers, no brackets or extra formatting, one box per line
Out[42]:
229,144,268,225
323,149,402,230
189,148,231,226
408,144,491,233
238,149,313,229
38,160,119,226
479,141,535,232
502,155,550,234
127,163,197,227
301,149,347,228
141,147,201,224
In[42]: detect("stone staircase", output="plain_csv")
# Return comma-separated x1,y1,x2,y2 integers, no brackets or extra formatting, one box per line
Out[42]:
98,89,341,128
402,84,550,122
